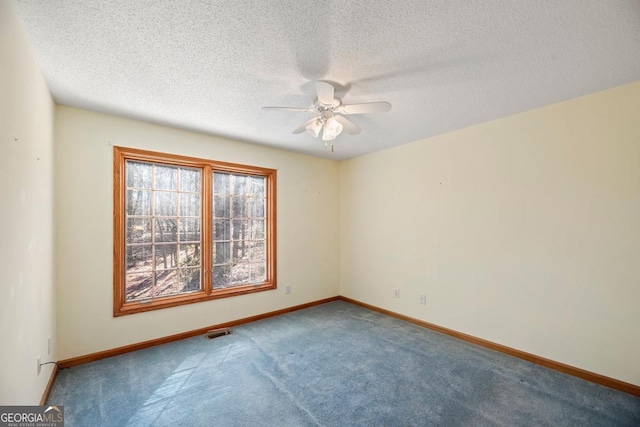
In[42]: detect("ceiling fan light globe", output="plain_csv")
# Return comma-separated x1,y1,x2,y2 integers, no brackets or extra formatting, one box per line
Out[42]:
322,129,336,141
323,117,343,141
306,118,323,138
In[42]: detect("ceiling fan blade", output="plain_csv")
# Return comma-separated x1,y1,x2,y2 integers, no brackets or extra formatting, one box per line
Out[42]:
334,115,361,135
263,106,313,112
293,117,319,134
339,101,391,115
315,81,335,105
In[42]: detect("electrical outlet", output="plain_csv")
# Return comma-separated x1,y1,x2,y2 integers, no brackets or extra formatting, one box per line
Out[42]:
393,288,400,298
285,285,291,294
48,336,51,355
419,294,426,305
37,356,41,375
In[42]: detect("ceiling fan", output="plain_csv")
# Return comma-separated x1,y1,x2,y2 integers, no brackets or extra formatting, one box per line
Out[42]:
263,82,391,145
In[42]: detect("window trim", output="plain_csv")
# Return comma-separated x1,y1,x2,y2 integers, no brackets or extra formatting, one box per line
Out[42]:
113,146,277,316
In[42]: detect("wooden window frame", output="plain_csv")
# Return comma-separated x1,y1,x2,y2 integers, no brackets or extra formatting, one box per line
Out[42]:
113,146,277,316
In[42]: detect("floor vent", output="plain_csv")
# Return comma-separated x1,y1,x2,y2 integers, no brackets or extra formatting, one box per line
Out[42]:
205,328,232,339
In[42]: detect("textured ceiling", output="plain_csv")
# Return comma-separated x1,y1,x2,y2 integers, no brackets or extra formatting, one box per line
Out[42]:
12,0,640,160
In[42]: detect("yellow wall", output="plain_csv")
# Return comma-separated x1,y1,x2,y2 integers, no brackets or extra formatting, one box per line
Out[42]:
0,1,56,404
340,81,640,386
54,106,340,360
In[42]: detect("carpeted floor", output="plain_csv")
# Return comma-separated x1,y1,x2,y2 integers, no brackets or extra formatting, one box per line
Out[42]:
48,301,640,426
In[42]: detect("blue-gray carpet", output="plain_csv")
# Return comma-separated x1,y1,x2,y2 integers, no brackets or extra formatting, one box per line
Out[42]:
48,301,640,426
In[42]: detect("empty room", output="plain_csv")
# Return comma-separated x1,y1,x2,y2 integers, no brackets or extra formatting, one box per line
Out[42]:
1,0,639,425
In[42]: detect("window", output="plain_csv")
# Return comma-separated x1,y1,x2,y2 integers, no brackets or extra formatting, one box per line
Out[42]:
114,147,276,316
123,161,203,302
212,172,267,288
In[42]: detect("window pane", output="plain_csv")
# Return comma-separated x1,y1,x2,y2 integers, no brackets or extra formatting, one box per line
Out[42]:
230,262,250,285
251,240,265,262
213,173,230,194
250,219,265,240
179,218,200,242
127,189,152,216
127,162,152,189
155,191,177,216
126,245,153,273
250,176,266,197
232,240,249,262
155,218,178,243
213,219,231,241
232,219,249,240
127,218,152,244
232,174,249,195
213,265,230,288
179,244,200,267
155,269,179,297
213,242,231,265
214,195,230,218
180,169,200,192
232,196,249,218
155,244,178,270
155,165,177,190
126,272,154,301
250,263,266,283
180,193,200,217
126,163,203,303
180,268,201,292
252,198,265,218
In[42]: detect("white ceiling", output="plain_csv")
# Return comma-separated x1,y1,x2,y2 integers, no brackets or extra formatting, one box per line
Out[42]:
12,0,640,160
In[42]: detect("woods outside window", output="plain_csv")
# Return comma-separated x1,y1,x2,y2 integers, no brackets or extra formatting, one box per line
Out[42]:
113,147,276,316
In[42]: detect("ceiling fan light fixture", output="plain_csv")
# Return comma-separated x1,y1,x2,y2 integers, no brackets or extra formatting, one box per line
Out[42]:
322,116,343,141
306,118,323,138
264,81,391,149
